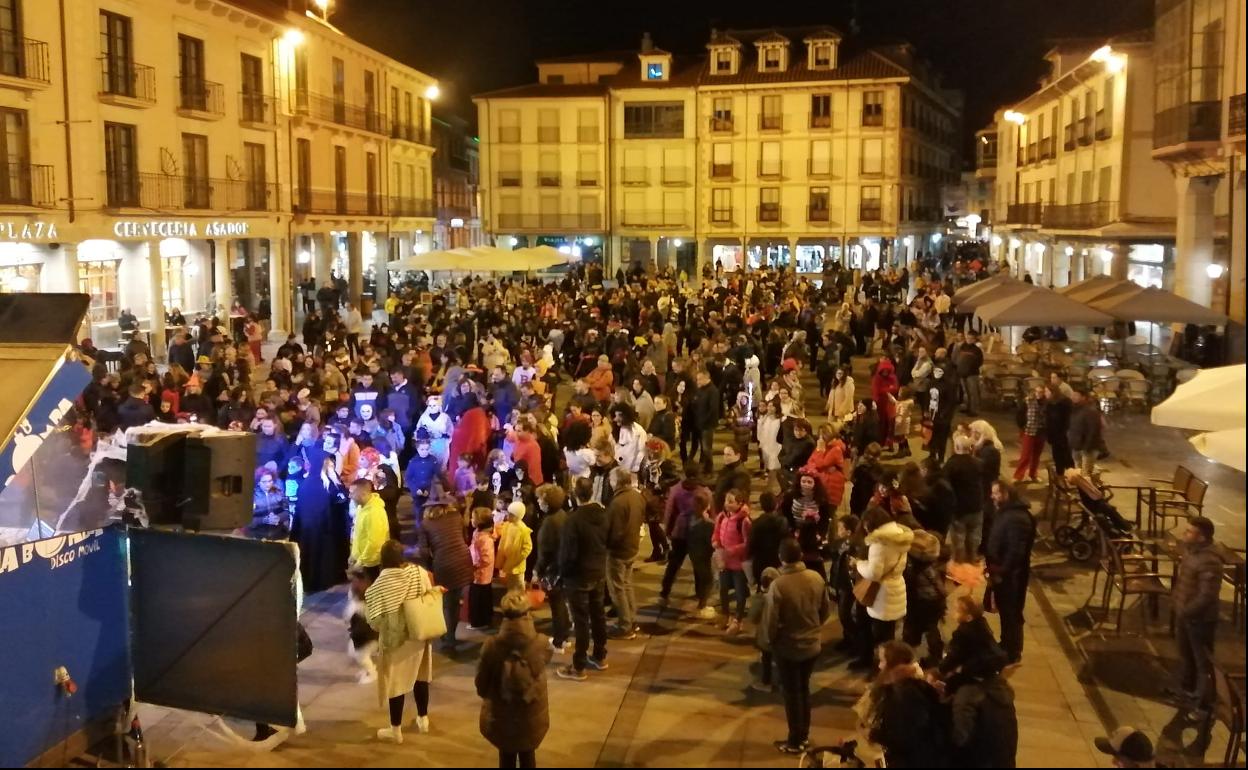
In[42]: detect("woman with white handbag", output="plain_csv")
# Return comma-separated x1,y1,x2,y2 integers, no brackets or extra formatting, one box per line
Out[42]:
365,540,441,744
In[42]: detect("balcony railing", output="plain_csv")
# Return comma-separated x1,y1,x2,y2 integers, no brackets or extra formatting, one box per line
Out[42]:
239,92,278,125
810,113,832,129
661,167,689,185
1229,93,1245,138
859,203,882,222
103,171,278,211
1026,144,1038,164
537,126,559,143
0,33,51,83
908,205,940,223
1095,110,1112,140
622,167,648,185
494,212,603,230
807,205,830,222
176,77,224,116
0,162,55,207
1005,202,1044,225
1155,101,1221,149
1076,117,1093,145
388,197,435,218
862,110,884,127
808,159,833,177
1041,201,1118,229
497,172,521,187
710,116,734,133
757,160,782,178
757,204,781,223
976,151,997,169
498,126,520,143
619,210,686,228
1040,136,1055,160
577,171,599,187
759,114,782,131
1063,124,1075,151
98,57,156,103
537,171,561,187
296,91,387,135
578,126,599,142
292,189,384,216
709,206,733,223
390,123,431,144
710,162,733,179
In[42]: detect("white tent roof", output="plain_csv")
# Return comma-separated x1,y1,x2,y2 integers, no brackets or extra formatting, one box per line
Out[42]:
1190,427,1247,472
1066,279,1143,304
1151,364,1246,432
1056,274,1119,296
952,273,1015,302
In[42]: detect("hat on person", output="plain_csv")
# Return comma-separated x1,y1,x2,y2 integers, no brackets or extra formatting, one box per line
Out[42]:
1095,728,1155,763
196,355,212,364
507,501,526,520
782,358,798,372
499,590,530,619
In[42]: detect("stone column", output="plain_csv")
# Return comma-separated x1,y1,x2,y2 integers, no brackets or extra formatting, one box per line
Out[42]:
268,238,292,341
374,235,390,309
1230,168,1246,326
346,231,363,306
1173,174,1217,307
648,236,659,274
1107,243,1128,280
147,240,167,362
215,239,235,317
312,232,333,284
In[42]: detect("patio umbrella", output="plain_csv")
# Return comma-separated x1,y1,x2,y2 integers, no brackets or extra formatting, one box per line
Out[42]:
957,280,1039,312
952,274,1019,302
386,249,478,272
1189,428,1247,472
1151,364,1246,433
1091,287,1228,325
1056,274,1119,295
974,287,1115,327
518,244,581,266
1066,279,1143,304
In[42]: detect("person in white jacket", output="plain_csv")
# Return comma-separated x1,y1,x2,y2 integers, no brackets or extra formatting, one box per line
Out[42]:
743,355,763,407
610,403,648,473
756,398,784,492
480,332,509,372
851,508,914,669
825,366,856,425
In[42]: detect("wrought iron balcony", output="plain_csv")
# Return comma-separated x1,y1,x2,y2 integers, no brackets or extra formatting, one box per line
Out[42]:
1005,202,1044,225
292,189,384,217
239,92,278,125
1154,101,1221,149
1041,201,1118,229
177,77,224,116
295,91,387,135
1228,93,1245,138
0,33,51,84
103,171,278,211
98,57,155,103
494,212,603,230
0,162,55,207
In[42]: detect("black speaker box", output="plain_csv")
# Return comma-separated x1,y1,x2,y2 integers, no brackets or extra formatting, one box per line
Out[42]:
126,432,189,526
182,432,256,532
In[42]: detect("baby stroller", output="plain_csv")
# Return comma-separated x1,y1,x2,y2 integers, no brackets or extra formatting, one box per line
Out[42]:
1054,488,1134,562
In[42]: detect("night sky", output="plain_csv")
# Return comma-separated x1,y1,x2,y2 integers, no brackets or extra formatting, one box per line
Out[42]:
332,0,1153,157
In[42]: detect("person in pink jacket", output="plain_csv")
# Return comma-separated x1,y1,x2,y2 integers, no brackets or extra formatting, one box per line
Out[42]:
712,489,753,635
468,508,496,630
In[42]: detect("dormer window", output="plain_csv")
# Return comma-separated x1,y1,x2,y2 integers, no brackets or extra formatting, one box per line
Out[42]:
754,36,789,73
764,48,782,69
813,44,832,69
715,50,733,73
646,61,665,80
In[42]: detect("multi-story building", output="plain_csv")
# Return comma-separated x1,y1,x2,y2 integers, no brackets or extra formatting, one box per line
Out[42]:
474,28,961,275
990,33,1181,289
432,114,483,250
1151,0,1245,339
0,0,437,351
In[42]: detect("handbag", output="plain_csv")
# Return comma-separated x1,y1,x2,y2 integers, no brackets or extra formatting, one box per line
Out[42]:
852,555,903,608
402,567,447,642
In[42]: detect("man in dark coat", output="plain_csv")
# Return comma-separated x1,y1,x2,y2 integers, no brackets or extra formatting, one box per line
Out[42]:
985,480,1036,663
1068,387,1104,476
117,385,155,429
605,467,646,639
1168,516,1224,719
713,444,752,511
556,478,610,681
688,369,721,475
951,671,1019,768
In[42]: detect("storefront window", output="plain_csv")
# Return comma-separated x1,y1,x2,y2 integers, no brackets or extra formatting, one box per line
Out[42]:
711,245,743,271
79,261,120,322
795,246,824,273
162,256,185,314
0,264,41,292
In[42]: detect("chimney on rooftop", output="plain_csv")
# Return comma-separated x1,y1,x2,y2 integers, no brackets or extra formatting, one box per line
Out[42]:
641,32,654,52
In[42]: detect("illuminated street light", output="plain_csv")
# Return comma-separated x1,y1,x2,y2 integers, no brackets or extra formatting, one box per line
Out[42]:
283,29,304,46
297,250,311,264
673,238,683,247
1207,263,1226,279
425,84,440,100
1003,110,1025,125
1064,246,1074,257
992,235,1002,247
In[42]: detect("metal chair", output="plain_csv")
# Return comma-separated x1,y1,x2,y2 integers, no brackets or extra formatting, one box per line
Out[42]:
1066,363,1089,389
1210,666,1245,768
1023,376,1046,395
997,376,1022,410
1093,376,1121,413
1098,523,1170,634
1150,475,1208,535
1115,368,1146,381
1123,378,1151,411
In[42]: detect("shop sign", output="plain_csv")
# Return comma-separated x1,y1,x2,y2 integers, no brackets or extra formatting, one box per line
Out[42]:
0,221,59,240
112,220,251,239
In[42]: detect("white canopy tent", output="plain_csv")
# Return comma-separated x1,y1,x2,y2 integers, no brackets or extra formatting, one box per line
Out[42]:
1151,364,1246,433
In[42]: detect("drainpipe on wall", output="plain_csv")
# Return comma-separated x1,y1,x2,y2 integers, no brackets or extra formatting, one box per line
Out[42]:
57,0,75,223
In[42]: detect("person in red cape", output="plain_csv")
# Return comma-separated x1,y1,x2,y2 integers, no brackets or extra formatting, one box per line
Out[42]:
448,391,491,473
871,356,900,450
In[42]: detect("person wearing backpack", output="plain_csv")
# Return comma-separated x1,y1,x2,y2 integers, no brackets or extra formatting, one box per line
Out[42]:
475,591,552,768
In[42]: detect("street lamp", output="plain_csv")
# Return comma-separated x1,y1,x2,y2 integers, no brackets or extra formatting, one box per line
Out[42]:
425,84,440,100
282,29,304,46
1003,110,1025,125
1207,263,1226,279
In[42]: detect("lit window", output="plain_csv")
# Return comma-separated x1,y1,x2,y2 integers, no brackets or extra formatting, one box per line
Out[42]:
646,62,664,80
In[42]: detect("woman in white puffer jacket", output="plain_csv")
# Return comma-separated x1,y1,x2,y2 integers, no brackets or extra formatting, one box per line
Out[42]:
852,507,915,667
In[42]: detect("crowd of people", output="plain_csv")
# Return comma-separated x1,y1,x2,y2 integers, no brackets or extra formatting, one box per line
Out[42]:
69,249,1203,768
